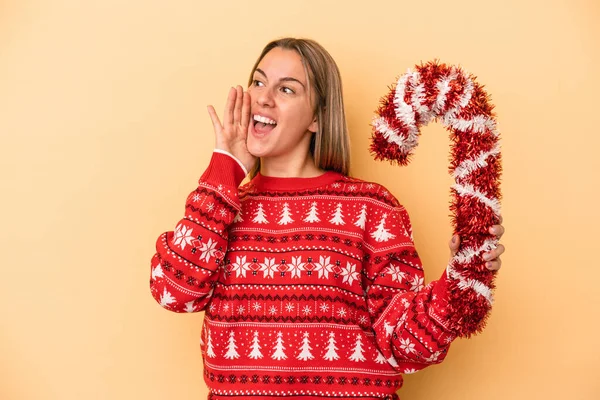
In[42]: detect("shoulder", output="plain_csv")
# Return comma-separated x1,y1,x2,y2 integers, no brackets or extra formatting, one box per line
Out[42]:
337,174,402,209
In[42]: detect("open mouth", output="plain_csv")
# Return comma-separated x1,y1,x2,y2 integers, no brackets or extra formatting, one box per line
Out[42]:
253,114,277,135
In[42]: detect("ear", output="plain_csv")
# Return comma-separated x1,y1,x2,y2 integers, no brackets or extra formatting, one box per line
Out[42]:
308,114,319,133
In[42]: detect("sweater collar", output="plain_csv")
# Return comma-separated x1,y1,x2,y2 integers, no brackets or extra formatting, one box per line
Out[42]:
251,170,343,191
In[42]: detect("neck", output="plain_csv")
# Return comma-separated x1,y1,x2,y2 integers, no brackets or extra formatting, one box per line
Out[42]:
260,154,323,178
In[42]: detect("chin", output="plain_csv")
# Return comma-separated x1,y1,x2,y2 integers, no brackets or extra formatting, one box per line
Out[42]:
246,141,270,158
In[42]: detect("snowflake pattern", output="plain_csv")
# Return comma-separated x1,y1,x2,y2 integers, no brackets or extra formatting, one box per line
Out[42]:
314,256,333,279
288,256,305,278
410,275,424,292
285,303,295,313
198,238,218,262
399,338,416,354
269,305,278,315
385,264,406,283
259,257,278,279
337,307,347,318
302,305,312,315
319,303,330,313
252,302,262,311
340,262,359,286
173,224,194,250
232,256,250,278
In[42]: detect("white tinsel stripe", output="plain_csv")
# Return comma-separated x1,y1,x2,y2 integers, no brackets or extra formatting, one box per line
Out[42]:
442,71,474,121
393,71,420,153
454,238,498,265
446,263,494,305
432,68,458,114
442,114,499,137
372,116,409,150
453,142,501,180
453,183,501,216
409,72,434,125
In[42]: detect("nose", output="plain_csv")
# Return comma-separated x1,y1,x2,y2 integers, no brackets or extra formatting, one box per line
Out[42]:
255,87,274,108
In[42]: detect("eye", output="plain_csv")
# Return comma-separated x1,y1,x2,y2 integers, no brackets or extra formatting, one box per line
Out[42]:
253,79,265,87
281,86,295,94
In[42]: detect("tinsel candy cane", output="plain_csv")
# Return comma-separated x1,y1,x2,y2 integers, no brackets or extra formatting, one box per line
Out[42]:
371,61,502,337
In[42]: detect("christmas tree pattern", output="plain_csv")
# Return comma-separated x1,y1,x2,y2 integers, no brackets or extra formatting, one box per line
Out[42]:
252,203,268,224
370,213,396,242
151,263,164,280
160,288,176,308
184,300,196,313
199,325,206,347
278,202,294,225
233,210,243,223
353,204,367,229
303,202,321,223
329,203,345,225
296,332,314,361
271,331,287,360
206,328,216,358
248,331,263,359
348,333,366,362
323,332,339,361
224,331,240,359
374,349,387,364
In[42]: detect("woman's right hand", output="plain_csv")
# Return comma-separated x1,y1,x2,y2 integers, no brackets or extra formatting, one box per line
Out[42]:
207,85,257,173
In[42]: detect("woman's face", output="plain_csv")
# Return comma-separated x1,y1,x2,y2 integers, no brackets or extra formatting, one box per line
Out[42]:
246,47,318,161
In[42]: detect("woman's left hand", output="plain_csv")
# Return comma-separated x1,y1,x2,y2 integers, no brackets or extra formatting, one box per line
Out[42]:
448,216,505,271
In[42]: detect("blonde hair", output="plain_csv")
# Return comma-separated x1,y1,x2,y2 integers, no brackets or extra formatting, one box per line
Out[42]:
247,38,351,178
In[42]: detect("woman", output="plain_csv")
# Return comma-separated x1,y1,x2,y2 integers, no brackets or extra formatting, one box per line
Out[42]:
150,38,505,399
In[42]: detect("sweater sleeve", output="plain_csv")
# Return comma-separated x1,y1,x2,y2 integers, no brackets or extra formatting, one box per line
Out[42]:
363,202,457,374
149,152,246,313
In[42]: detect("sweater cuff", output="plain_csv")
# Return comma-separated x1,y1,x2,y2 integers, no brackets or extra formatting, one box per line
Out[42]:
200,151,247,188
428,270,454,332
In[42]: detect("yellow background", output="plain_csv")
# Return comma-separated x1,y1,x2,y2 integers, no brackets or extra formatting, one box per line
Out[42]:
1,0,598,399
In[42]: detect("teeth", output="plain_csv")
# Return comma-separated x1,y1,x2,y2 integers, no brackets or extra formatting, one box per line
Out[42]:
253,115,277,125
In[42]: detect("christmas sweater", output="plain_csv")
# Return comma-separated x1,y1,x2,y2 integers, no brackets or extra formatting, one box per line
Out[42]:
150,151,457,399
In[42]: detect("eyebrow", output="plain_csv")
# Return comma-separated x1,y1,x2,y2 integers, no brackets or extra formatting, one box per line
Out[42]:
255,68,306,90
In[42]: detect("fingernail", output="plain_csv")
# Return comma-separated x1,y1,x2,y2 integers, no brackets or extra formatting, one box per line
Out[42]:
451,235,457,244
486,262,492,268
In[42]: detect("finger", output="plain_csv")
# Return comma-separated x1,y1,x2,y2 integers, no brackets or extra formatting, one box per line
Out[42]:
233,85,243,126
241,91,251,129
489,224,505,238
223,87,236,131
483,244,505,261
449,235,460,257
486,258,502,271
207,105,223,133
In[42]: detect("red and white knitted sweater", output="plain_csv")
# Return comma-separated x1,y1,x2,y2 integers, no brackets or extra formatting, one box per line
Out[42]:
150,152,457,399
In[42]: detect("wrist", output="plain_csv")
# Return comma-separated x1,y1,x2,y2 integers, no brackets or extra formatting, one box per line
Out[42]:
201,151,247,188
